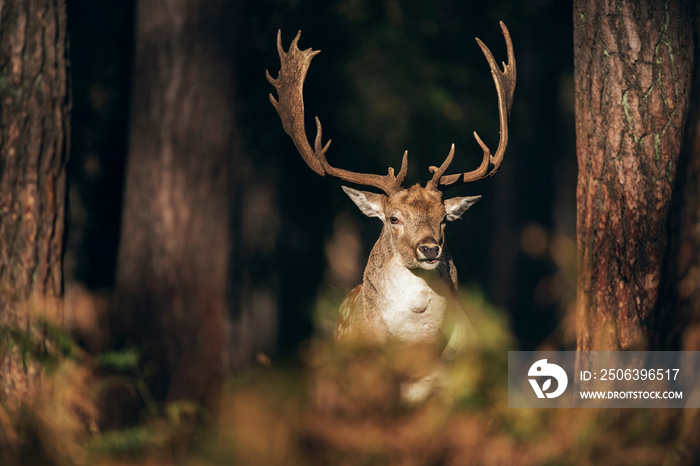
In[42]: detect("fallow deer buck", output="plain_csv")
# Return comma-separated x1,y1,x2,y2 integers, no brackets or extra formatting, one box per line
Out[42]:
267,23,515,401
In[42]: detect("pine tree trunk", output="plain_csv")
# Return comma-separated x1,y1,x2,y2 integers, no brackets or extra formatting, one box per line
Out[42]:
660,6,700,352
0,0,69,404
663,68,700,463
668,111,700,462
573,0,693,350
115,0,236,403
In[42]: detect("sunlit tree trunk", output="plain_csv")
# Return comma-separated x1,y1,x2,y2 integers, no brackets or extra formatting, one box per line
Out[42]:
573,0,693,350
0,0,70,405
115,0,237,404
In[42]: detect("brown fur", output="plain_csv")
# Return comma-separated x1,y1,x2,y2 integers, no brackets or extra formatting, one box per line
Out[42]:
334,185,469,352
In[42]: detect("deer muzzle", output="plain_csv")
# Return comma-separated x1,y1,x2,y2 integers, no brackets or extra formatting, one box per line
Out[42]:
416,238,441,263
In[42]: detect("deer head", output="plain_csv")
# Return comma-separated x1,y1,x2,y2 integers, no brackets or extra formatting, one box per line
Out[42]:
266,23,516,271
340,184,480,271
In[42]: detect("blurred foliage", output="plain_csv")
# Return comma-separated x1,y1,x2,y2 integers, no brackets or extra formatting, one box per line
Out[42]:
97,348,140,373
0,294,694,465
0,316,81,374
0,311,97,465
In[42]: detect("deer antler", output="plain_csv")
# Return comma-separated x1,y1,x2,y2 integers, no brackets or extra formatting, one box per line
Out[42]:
267,30,408,195
427,21,516,191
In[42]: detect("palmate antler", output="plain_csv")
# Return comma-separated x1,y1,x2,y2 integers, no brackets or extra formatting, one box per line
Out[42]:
427,22,516,190
267,23,515,194
266,30,408,195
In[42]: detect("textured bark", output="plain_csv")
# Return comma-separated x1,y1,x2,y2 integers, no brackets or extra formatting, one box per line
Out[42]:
573,0,693,350
0,0,69,404
115,0,235,403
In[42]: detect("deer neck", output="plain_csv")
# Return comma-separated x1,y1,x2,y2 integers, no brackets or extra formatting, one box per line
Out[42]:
362,230,450,344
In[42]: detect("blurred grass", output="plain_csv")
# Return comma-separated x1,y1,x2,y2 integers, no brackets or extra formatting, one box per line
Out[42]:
0,287,693,465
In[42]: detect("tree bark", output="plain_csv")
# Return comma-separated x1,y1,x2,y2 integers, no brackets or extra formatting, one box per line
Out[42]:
573,0,693,350
115,0,236,404
0,0,69,404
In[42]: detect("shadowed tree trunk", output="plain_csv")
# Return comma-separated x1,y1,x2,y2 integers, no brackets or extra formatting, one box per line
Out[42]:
573,0,694,350
115,0,237,404
677,79,700,353
0,0,69,405
657,12,700,463
658,21,700,354
667,74,700,466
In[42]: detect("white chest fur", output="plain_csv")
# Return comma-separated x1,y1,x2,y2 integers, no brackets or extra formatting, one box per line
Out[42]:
378,260,447,343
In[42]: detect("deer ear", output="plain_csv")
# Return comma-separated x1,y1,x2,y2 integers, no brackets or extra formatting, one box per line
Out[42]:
342,186,386,219
444,195,481,221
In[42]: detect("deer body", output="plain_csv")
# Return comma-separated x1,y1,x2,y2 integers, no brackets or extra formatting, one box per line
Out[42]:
338,246,453,345
267,23,515,401
371,258,449,343
335,186,474,355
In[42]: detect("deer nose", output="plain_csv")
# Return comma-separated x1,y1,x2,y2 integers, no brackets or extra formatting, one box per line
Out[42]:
417,241,440,260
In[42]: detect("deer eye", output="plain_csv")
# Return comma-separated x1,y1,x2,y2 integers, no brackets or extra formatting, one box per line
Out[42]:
390,216,400,225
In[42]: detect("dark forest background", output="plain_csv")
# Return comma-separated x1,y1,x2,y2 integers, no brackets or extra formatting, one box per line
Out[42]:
66,0,575,359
